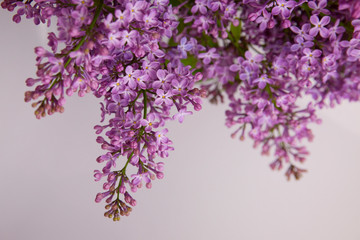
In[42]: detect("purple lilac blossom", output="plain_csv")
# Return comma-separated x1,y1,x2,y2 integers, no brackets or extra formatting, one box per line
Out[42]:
3,0,360,221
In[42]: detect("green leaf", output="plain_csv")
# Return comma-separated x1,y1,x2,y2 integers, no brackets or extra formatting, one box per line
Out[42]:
177,18,185,34
180,55,198,69
192,68,203,76
169,0,182,6
201,32,217,48
168,37,177,47
230,19,241,42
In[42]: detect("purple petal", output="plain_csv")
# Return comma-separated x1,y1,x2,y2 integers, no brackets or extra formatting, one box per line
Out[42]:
191,5,198,14
310,15,319,25
313,49,322,57
303,48,311,55
180,37,187,45
258,81,266,89
282,9,291,19
304,41,314,48
271,6,281,15
319,28,329,38
203,57,211,65
156,69,166,80
199,6,207,14
229,64,241,72
290,26,301,34
291,44,300,52
320,16,330,26
245,51,252,60
318,0,327,9
286,1,296,8
154,98,163,105
302,23,311,32
308,1,317,9
184,44,193,51
254,54,264,62
309,27,319,36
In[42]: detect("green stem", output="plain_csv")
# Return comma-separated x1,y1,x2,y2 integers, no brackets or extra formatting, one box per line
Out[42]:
64,0,104,68
116,151,134,199
142,90,147,119
265,84,282,111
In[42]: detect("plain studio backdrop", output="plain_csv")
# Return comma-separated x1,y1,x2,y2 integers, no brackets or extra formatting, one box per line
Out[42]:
1,11,360,240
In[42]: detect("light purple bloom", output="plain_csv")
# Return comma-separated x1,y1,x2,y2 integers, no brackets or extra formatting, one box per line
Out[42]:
134,71,149,90
115,9,130,29
140,113,159,132
229,57,244,72
155,89,173,106
271,0,296,19
171,79,188,96
152,69,174,89
126,1,146,21
256,9,273,32
309,15,330,38
143,9,158,28
120,30,138,48
173,107,193,123
131,172,151,186
240,66,255,83
301,48,322,65
328,19,345,41
253,75,273,89
308,0,330,15
177,37,193,59
109,78,124,94
291,37,314,52
244,51,263,70
290,23,313,41
105,31,121,49
48,57,64,74
125,112,142,129
198,48,220,65
191,0,207,14
71,6,89,26
142,60,160,79
156,128,169,145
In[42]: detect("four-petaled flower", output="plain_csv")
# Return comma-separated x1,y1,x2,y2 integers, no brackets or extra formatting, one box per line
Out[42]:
272,0,296,19
198,48,220,65
309,15,330,38
253,75,273,89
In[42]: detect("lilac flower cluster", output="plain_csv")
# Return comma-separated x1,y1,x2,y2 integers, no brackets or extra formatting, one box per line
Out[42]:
3,0,204,220
3,0,360,220
171,0,360,180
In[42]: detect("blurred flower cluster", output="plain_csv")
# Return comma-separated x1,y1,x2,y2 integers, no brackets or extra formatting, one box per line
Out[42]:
2,0,360,220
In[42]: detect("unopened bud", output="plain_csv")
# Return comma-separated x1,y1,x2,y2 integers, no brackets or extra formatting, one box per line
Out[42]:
194,72,203,82
111,204,118,211
130,199,137,207
156,172,164,179
25,91,32,102
194,103,202,111
31,102,39,108
130,141,138,149
200,89,207,97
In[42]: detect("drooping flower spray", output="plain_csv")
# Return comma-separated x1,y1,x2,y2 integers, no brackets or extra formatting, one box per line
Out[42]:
2,0,360,220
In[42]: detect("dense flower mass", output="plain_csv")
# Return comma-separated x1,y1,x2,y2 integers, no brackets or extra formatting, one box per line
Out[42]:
2,0,360,220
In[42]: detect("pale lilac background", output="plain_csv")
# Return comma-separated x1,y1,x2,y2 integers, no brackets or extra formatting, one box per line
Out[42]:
1,11,360,240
